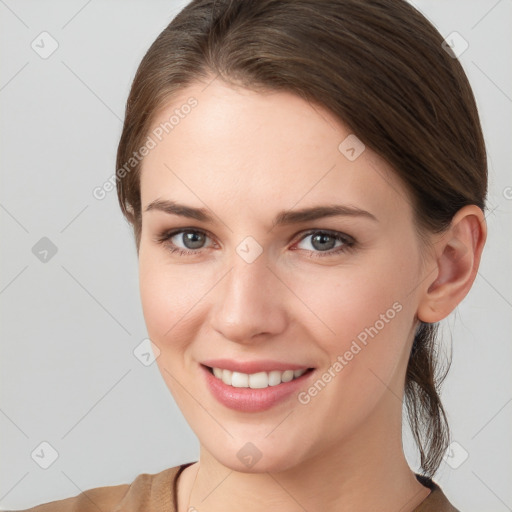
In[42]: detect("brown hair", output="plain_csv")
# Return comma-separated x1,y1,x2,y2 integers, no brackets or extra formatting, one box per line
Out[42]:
116,0,487,476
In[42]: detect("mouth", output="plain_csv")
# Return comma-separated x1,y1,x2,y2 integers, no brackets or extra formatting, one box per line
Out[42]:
200,362,316,412
203,364,315,389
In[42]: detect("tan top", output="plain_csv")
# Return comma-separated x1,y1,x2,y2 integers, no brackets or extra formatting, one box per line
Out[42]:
10,464,460,512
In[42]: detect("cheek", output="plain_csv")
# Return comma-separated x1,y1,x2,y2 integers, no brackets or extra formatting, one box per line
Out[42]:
295,255,414,340
287,263,417,437
138,251,214,406
290,248,419,383
138,248,215,346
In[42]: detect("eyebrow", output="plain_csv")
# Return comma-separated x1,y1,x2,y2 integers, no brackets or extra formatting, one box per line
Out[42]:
145,199,377,226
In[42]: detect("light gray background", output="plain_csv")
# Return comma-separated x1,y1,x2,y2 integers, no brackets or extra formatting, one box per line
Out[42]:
0,0,510,510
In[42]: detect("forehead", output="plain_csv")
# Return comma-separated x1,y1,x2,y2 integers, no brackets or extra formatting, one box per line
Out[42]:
139,80,411,222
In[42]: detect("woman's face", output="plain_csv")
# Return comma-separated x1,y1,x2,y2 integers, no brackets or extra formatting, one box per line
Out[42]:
138,79,433,472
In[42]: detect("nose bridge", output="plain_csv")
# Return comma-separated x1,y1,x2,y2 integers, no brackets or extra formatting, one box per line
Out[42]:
210,248,286,342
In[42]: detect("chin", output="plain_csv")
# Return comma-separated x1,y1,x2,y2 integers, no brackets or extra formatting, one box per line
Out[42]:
208,442,308,475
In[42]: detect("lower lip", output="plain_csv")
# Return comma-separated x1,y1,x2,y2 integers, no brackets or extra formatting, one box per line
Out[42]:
201,364,315,412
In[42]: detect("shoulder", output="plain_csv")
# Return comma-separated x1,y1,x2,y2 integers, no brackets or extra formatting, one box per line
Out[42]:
413,474,460,512
6,465,184,512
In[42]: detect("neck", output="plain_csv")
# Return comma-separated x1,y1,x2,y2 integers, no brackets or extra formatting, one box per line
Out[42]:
178,393,431,512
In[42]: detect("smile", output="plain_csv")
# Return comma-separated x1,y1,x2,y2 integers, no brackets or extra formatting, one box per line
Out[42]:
209,367,309,389
201,363,316,412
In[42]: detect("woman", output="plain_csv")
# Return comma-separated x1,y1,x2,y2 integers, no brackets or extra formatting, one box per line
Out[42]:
14,0,487,510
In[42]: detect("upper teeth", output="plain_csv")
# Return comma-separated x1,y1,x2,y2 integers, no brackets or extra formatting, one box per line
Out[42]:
212,368,308,388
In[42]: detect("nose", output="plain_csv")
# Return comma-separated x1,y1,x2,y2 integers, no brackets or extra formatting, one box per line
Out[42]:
209,252,288,344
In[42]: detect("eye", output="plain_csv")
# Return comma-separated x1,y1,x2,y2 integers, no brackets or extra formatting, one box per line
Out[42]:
155,228,356,258
293,230,355,258
155,228,213,256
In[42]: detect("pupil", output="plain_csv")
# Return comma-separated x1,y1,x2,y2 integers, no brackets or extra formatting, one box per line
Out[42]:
184,232,204,249
312,233,335,251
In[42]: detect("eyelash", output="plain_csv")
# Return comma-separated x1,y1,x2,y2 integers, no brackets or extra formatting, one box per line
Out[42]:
154,228,356,259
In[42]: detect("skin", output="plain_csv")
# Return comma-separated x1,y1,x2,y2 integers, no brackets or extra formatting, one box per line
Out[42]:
137,79,486,512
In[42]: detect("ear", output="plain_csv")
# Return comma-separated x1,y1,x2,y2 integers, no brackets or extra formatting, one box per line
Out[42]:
417,205,487,323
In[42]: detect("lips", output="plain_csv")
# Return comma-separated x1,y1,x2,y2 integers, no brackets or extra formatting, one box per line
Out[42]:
200,359,316,412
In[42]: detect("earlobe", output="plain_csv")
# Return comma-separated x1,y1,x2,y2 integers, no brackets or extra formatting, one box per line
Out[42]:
417,205,487,323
